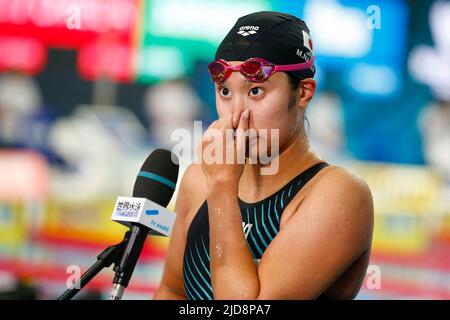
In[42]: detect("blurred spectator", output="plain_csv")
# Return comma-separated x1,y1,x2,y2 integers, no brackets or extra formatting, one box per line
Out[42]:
48,104,150,201
0,73,41,146
409,0,450,102
143,79,202,150
419,100,450,182
306,91,351,164
0,73,63,165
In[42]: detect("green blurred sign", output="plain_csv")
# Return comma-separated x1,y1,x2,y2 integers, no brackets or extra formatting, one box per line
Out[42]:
135,0,274,82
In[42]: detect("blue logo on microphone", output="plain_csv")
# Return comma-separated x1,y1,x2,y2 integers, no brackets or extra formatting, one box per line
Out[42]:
146,209,159,216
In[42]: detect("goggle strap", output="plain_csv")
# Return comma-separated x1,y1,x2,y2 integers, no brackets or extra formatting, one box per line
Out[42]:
274,56,315,72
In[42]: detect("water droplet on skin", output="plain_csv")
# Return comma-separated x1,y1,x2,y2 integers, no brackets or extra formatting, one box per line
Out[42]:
238,289,248,298
215,243,223,258
214,207,222,216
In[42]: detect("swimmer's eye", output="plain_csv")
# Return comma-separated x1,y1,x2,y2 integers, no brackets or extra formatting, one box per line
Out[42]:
249,87,263,97
218,86,231,97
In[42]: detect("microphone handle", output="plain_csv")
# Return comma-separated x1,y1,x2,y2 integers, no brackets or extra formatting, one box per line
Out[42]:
111,223,149,299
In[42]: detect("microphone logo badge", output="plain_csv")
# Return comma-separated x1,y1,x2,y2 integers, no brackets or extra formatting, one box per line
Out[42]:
115,201,142,218
112,196,176,237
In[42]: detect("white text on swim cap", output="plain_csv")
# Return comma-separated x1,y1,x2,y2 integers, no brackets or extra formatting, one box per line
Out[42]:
296,49,313,60
237,26,259,36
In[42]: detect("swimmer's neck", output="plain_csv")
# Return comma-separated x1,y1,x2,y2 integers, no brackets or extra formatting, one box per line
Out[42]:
239,133,322,199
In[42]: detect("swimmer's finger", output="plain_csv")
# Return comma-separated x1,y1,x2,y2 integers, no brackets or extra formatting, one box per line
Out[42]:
235,108,250,154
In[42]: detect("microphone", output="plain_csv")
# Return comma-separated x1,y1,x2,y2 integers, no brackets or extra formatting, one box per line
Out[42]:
109,148,179,299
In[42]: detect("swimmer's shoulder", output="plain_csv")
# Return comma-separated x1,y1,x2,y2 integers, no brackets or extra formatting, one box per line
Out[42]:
313,165,373,204
306,165,374,298
301,164,374,236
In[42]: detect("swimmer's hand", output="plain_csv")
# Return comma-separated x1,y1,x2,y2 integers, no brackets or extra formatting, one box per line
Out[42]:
199,108,250,187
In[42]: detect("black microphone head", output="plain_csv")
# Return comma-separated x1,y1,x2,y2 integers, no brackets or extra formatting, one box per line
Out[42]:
132,149,179,207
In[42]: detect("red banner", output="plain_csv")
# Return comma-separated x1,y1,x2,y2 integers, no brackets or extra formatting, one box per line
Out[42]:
0,0,139,81
0,36,46,74
0,0,138,49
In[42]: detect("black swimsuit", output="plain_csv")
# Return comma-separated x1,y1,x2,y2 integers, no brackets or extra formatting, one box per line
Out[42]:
182,162,329,300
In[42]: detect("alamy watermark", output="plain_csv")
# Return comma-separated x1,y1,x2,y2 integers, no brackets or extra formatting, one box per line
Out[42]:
365,264,382,290
66,5,81,30
66,265,81,289
367,5,381,30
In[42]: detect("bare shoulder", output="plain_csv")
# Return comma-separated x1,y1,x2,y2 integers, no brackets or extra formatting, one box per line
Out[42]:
313,165,373,201
300,164,374,239
257,164,374,299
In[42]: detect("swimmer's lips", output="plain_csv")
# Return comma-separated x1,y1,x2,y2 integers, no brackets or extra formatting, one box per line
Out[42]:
230,128,265,154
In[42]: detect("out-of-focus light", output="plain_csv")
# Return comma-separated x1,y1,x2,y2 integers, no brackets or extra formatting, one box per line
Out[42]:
0,151,49,202
78,41,133,82
304,0,372,58
430,0,450,51
136,46,187,80
145,0,269,44
0,36,46,75
0,0,138,51
0,0,137,32
347,63,398,96
408,1,450,101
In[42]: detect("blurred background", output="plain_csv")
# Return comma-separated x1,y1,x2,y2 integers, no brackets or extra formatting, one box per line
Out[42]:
0,0,449,300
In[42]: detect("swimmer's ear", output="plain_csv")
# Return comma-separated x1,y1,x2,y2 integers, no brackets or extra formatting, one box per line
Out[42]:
297,78,316,108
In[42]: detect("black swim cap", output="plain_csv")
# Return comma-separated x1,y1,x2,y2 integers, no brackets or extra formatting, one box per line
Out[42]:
215,11,316,79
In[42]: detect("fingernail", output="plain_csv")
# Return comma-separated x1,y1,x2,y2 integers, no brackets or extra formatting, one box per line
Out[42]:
242,108,250,120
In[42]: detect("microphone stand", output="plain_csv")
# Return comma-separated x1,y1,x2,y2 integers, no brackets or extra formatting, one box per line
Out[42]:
57,230,131,300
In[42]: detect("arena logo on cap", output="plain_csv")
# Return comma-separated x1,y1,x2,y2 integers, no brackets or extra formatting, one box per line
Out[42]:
237,26,259,36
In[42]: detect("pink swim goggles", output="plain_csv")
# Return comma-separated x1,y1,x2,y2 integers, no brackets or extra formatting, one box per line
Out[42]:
208,56,315,83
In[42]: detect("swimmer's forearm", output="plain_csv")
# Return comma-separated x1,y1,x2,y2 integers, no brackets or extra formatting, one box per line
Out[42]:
207,183,260,300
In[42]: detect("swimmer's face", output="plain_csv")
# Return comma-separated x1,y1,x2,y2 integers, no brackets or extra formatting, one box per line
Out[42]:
214,60,316,159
